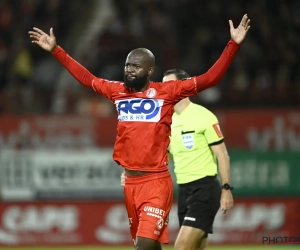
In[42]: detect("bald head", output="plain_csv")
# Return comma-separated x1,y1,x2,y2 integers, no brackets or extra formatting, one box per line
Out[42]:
124,48,155,91
127,48,155,67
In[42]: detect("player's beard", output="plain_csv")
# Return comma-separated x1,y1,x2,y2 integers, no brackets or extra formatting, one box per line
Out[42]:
124,73,148,89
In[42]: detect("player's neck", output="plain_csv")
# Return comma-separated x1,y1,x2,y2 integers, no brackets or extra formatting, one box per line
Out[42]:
174,98,191,114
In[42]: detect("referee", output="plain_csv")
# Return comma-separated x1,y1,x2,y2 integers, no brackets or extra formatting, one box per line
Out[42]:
163,69,234,250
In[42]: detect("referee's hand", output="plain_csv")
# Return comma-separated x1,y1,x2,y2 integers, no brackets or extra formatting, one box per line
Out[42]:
220,190,234,214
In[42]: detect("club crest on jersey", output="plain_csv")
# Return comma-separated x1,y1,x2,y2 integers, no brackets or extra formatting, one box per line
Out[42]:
182,134,194,149
115,98,164,122
156,218,164,230
146,88,157,98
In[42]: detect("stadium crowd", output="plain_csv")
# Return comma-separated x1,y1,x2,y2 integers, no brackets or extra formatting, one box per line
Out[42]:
0,0,299,115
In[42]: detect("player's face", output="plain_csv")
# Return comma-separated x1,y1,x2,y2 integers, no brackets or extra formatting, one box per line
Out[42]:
124,55,149,89
162,74,177,82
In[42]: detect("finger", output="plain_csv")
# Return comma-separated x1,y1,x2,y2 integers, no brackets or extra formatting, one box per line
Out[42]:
244,19,251,29
33,27,46,35
31,40,40,45
240,14,248,26
50,27,55,38
30,37,40,43
28,31,41,36
229,20,234,30
245,26,251,33
220,202,226,212
29,34,41,40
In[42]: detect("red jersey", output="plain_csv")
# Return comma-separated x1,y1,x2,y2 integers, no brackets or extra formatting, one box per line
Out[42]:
52,40,239,172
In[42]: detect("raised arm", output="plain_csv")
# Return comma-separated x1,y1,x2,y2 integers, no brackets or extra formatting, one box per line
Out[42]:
194,14,250,90
51,46,95,88
165,14,250,103
29,27,112,98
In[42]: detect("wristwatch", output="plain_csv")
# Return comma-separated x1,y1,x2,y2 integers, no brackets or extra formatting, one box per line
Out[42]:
222,183,234,190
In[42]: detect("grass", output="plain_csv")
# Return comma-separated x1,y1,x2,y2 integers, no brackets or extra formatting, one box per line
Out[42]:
1,246,299,250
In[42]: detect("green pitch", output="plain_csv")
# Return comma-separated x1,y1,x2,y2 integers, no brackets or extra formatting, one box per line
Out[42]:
1,246,299,250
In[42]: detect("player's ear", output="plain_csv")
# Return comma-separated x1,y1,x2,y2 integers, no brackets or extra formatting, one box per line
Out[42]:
148,67,154,76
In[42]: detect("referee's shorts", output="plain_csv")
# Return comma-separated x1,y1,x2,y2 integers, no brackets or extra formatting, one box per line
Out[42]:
177,175,221,234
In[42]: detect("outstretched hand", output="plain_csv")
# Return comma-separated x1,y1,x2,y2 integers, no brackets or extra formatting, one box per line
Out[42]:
229,14,250,44
28,27,57,53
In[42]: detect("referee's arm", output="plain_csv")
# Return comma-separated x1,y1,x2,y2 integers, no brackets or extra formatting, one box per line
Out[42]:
210,142,234,214
210,142,230,185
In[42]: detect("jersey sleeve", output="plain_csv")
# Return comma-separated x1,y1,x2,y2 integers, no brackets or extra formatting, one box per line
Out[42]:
163,40,240,103
203,114,224,145
52,46,114,100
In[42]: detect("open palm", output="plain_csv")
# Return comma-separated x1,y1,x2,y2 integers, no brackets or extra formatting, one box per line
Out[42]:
229,14,250,44
28,27,57,52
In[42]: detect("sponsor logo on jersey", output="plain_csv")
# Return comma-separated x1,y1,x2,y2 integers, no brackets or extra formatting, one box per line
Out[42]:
182,134,194,149
144,206,166,216
115,98,164,122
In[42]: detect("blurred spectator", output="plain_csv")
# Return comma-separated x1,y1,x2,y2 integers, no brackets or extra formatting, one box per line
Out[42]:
0,0,91,114
0,0,299,115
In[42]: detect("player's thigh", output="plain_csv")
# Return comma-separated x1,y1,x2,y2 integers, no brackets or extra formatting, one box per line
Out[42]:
136,236,162,250
174,225,206,250
124,184,139,242
136,175,173,243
